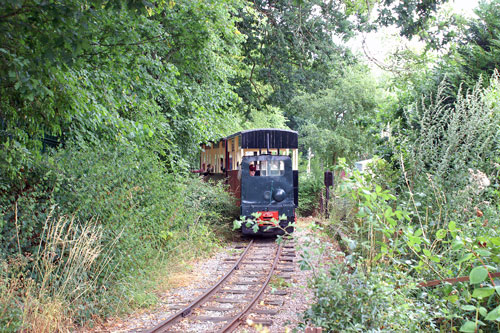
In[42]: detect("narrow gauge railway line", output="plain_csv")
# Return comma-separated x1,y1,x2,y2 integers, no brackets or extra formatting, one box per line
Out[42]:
146,238,295,333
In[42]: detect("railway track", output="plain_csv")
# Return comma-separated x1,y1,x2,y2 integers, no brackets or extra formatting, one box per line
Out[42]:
146,238,295,332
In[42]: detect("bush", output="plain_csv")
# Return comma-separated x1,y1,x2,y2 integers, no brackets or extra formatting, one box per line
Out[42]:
304,266,439,332
397,74,500,231
0,140,236,327
298,173,323,216
298,62,500,333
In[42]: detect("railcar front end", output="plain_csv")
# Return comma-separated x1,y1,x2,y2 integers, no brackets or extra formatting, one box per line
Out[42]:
240,155,295,236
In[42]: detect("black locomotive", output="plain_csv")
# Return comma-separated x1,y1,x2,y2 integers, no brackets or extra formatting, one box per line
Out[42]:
199,129,298,236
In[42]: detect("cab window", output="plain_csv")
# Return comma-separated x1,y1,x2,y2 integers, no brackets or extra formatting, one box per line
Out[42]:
259,160,285,176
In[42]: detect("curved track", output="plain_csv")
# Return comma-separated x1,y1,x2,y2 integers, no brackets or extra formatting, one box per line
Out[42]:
146,239,293,333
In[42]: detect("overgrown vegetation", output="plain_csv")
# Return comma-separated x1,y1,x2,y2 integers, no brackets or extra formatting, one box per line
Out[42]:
2,0,499,330
303,67,500,332
296,1,500,331
0,141,237,330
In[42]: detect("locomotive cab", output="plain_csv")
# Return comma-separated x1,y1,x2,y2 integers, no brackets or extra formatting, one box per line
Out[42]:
240,155,295,236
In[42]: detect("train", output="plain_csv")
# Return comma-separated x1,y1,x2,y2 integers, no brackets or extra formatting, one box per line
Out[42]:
199,129,298,236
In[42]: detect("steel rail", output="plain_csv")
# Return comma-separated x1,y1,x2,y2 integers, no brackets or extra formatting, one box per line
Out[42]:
219,241,284,333
147,239,254,333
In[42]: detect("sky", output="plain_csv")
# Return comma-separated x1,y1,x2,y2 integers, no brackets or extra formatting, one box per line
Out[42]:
347,0,481,75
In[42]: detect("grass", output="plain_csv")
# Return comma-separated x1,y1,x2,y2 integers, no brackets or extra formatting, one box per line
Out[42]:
0,213,112,332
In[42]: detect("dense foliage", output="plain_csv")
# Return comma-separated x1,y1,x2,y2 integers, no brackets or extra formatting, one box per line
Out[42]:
2,0,498,330
1,0,243,330
302,1,500,331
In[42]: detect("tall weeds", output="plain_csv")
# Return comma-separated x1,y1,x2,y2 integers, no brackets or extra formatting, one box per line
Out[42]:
400,71,499,228
1,212,115,332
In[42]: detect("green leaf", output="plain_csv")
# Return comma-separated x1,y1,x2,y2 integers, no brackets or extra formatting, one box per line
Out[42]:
472,287,494,298
469,266,488,284
479,307,487,317
232,220,242,230
459,321,476,332
452,240,465,250
423,249,432,257
461,305,476,311
436,229,446,239
449,221,457,232
485,305,500,321
430,255,441,263
490,237,500,246
457,253,473,264
476,249,492,257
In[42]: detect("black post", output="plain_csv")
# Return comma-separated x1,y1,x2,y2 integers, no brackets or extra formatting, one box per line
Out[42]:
324,171,334,218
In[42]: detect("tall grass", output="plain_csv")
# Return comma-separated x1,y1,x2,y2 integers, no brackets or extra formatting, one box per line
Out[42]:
0,212,115,332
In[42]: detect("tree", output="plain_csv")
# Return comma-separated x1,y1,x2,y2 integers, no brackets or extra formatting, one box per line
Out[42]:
0,0,244,178
233,0,357,112
287,65,378,166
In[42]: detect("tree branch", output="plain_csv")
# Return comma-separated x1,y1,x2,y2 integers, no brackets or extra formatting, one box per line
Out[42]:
0,8,31,20
90,35,165,48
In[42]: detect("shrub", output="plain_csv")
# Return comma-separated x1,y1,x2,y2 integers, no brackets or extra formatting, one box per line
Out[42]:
398,73,500,230
308,74,500,332
298,173,323,216
0,140,236,327
304,265,438,332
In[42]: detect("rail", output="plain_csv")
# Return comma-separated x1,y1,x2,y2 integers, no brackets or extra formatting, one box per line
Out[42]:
219,241,284,332
147,239,254,332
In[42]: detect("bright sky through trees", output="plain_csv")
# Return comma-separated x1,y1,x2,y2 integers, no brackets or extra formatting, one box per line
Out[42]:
349,0,480,74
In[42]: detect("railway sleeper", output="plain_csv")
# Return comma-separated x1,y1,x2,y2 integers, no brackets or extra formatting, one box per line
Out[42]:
192,316,231,323
215,298,249,303
263,299,284,306
242,261,270,265
241,268,266,272
278,267,294,272
252,309,278,315
202,306,235,312
277,274,292,279
245,256,271,260
221,289,254,294
248,318,273,326
234,281,259,285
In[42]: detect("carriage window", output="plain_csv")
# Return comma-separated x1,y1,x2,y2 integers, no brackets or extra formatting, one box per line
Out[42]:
258,160,285,176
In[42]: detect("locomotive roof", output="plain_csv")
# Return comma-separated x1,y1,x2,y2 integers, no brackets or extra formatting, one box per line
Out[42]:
201,128,298,149
226,128,298,149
